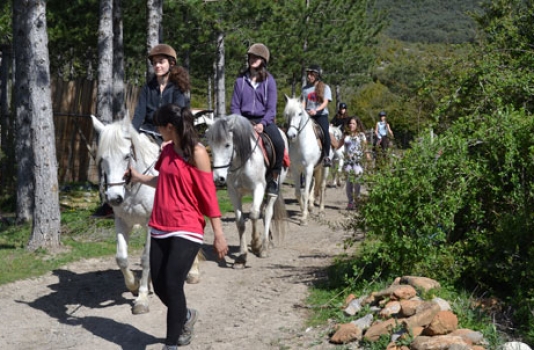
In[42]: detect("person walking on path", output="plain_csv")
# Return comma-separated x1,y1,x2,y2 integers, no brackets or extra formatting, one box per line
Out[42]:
92,43,191,219
343,116,371,210
374,110,394,152
230,43,285,197
127,103,228,350
302,64,333,167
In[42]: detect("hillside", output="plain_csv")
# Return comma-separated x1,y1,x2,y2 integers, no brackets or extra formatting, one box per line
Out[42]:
375,0,482,43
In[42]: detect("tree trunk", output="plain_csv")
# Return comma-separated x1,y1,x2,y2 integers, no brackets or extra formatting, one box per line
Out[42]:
13,0,61,250
0,45,15,195
146,0,163,82
113,0,126,119
215,32,225,118
97,0,114,124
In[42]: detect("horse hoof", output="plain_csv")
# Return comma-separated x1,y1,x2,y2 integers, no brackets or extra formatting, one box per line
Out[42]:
233,262,246,269
186,274,200,284
259,250,269,258
132,303,149,315
300,219,308,226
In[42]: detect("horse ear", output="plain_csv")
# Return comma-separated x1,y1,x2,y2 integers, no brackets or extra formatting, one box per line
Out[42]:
284,94,290,102
91,115,105,135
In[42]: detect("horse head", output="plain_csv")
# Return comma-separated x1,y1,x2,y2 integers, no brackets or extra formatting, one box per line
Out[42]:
206,115,234,186
283,95,307,141
91,114,159,206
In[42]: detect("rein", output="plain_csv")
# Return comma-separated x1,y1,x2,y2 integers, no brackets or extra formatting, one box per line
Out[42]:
287,108,311,135
212,132,261,172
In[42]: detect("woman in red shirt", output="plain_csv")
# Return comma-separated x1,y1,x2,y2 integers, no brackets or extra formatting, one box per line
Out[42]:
128,103,228,350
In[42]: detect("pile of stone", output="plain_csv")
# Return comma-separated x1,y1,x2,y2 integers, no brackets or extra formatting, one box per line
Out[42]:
329,276,531,350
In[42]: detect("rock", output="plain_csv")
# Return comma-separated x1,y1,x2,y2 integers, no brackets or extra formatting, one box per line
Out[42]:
400,276,441,292
343,293,356,307
449,329,485,345
402,301,441,330
363,318,399,342
400,299,424,317
344,296,365,316
351,313,373,330
410,335,470,350
501,342,533,350
423,310,458,336
380,300,402,318
329,323,362,344
374,284,418,301
431,297,452,311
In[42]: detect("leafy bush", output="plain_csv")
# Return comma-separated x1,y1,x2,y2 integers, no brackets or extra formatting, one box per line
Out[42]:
344,107,534,339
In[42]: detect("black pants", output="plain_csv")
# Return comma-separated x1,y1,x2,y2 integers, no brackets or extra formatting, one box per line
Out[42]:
151,236,201,345
263,122,285,173
313,114,330,158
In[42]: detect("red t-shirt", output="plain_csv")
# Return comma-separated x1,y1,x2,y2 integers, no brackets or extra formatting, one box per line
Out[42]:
148,144,221,238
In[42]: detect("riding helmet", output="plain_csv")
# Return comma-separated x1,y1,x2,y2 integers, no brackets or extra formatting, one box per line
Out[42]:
247,43,270,64
339,102,347,110
147,44,177,65
379,110,387,117
306,64,322,77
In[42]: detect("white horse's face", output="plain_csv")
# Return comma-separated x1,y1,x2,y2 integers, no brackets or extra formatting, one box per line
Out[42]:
99,144,132,206
208,130,234,186
285,108,303,141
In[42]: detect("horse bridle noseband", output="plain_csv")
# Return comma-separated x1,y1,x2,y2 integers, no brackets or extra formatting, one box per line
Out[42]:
102,143,156,190
287,110,310,135
211,133,261,172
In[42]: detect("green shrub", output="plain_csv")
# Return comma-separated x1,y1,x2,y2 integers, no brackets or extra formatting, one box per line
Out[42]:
343,107,534,338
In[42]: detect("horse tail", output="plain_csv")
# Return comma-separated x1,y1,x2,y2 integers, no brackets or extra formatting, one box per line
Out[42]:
270,192,288,245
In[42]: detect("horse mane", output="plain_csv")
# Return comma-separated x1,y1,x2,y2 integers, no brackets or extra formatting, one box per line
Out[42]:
97,119,159,167
210,114,254,162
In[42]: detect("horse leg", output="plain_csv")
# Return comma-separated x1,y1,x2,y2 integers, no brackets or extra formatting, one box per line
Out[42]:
250,185,265,257
230,191,247,269
115,220,149,314
133,227,151,314
300,168,314,226
317,167,329,216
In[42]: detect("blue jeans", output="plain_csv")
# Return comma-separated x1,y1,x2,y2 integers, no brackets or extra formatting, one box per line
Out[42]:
150,236,201,345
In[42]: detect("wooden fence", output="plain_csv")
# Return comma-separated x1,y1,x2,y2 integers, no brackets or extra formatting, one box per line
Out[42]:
52,78,140,184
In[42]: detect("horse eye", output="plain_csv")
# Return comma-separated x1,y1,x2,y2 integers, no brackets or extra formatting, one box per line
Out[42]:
124,154,131,161
225,143,231,149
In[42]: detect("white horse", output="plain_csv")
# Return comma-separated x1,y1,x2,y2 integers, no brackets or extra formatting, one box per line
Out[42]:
330,124,345,188
206,114,288,268
284,95,333,226
91,115,200,314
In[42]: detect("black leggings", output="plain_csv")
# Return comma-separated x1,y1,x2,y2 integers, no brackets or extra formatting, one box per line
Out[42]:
263,122,285,173
313,114,331,158
150,236,201,345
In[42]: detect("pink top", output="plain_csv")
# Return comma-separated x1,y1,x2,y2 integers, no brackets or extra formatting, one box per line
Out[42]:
148,144,221,241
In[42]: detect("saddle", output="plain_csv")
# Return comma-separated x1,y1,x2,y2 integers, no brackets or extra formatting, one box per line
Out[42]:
311,119,326,162
256,132,290,172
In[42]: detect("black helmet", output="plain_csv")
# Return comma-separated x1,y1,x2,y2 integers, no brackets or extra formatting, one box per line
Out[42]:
306,64,322,77
339,102,347,110
379,110,387,117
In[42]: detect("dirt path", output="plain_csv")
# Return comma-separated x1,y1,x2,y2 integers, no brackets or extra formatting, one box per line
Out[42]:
0,185,357,350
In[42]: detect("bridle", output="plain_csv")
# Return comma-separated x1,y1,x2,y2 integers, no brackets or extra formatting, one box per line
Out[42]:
211,133,261,172
286,108,310,136
101,142,156,191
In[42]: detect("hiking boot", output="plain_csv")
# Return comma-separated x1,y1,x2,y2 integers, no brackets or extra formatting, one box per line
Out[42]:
177,308,198,346
346,203,354,211
323,157,332,167
266,180,279,197
90,203,114,219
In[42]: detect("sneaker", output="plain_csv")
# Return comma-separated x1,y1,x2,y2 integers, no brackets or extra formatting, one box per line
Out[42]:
346,203,354,210
90,203,114,219
161,346,178,350
266,180,279,197
323,157,332,167
177,308,198,346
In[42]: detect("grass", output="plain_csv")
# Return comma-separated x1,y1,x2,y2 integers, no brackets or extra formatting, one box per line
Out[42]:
0,184,248,286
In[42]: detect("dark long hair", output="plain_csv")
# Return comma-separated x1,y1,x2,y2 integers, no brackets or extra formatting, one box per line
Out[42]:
153,103,199,165
169,65,191,92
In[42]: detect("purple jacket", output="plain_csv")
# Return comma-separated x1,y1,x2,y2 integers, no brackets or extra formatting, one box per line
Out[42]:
230,73,277,126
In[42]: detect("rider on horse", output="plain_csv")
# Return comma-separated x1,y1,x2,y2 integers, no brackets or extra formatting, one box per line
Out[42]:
230,43,286,197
